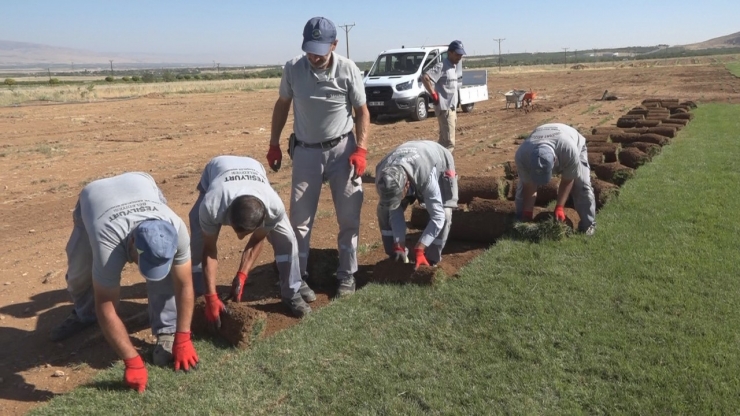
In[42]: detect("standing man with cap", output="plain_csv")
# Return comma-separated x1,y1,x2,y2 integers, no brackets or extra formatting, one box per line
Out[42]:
422,40,466,151
267,16,370,297
50,172,199,392
189,155,315,320
514,123,596,235
375,140,458,268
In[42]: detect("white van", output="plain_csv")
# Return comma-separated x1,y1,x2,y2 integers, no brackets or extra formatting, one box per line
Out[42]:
363,45,488,121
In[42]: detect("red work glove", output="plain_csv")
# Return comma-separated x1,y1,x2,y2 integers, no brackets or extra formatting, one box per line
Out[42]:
123,355,147,393
414,248,430,270
172,331,199,372
554,205,566,222
267,145,282,172
431,91,439,104
522,211,534,221
348,147,367,180
393,243,409,263
204,293,226,332
229,271,248,302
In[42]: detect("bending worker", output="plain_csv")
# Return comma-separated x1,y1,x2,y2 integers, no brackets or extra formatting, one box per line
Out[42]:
514,123,596,235
375,140,458,268
189,155,316,322
50,172,199,392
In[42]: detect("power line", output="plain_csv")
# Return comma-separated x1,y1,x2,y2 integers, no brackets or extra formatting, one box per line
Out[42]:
493,38,505,72
338,23,356,59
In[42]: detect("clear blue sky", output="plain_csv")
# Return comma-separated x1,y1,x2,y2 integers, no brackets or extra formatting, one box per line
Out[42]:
1,0,738,64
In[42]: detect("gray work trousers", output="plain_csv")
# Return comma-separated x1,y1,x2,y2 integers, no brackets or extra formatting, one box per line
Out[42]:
64,202,176,335
289,133,364,280
378,204,453,264
189,191,302,300
515,145,596,231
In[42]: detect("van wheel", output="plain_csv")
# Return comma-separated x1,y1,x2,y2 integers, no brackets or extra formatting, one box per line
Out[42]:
461,103,475,113
411,96,428,121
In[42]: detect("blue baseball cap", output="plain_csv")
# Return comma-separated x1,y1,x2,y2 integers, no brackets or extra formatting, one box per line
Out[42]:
449,40,466,55
302,17,337,56
133,220,178,282
530,145,555,186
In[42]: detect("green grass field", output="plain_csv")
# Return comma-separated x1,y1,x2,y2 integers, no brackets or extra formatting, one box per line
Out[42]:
727,62,740,77
32,104,740,415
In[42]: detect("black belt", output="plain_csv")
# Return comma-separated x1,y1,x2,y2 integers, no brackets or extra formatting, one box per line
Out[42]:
296,133,349,150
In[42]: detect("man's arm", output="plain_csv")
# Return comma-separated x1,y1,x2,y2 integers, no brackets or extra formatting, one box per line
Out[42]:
202,231,220,295
422,73,436,96
237,228,270,274
556,179,574,207
521,181,538,216
353,104,370,149
270,97,292,147
170,260,194,333
93,282,137,360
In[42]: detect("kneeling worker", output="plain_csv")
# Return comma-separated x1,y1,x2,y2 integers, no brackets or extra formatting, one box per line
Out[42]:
375,140,458,268
190,155,315,325
51,172,199,392
514,123,596,235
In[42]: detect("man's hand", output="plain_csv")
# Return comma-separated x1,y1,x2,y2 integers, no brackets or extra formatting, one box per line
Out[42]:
204,294,226,332
554,205,566,222
172,332,199,372
123,355,147,393
431,91,439,105
267,145,282,172
229,272,248,302
349,147,367,180
393,243,409,263
414,248,430,270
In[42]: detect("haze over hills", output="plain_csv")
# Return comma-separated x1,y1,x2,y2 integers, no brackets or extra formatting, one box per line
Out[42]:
1,31,739,69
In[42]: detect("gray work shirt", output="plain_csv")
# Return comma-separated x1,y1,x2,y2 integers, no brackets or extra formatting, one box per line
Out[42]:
376,140,457,247
515,123,586,183
279,52,366,144
79,172,190,288
425,58,459,111
198,156,285,236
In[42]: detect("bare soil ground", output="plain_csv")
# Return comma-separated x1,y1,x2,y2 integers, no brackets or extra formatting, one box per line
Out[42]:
1,62,738,415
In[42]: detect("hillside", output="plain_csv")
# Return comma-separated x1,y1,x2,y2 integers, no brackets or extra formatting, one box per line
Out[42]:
682,31,740,50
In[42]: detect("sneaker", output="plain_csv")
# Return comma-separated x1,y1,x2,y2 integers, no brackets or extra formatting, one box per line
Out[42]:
282,293,312,318
153,334,174,367
299,280,316,303
49,310,96,342
584,224,596,236
336,276,356,298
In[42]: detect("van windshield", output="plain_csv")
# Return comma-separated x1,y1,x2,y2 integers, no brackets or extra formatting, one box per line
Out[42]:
368,52,427,76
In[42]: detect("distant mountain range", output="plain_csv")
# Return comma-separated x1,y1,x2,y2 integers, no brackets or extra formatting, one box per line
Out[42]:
1,31,739,69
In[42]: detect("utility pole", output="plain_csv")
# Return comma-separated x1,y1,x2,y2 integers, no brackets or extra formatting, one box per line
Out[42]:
216,63,220,74
109,60,114,75
338,23,355,58
493,38,505,71
562,48,569,67
574,49,578,64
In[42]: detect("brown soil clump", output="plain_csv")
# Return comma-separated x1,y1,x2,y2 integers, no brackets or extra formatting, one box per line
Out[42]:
591,178,619,209
192,298,267,349
371,260,444,285
636,133,669,146
507,178,560,206
671,112,695,120
533,207,581,230
609,132,642,144
588,152,605,166
584,134,610,143
645,127,676,138
619,147,650,169
503,161,518,179
458,176,506,203
593,162,635,186
624,142,661,157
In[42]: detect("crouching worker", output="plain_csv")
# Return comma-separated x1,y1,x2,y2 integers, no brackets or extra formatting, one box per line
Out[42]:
514,123,596,235
190,156,315,323
375,140,458,269
50,172,199,392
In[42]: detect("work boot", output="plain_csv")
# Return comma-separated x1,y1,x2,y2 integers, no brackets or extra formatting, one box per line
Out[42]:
299,280,316,303
282,293,312,318
584,224,596,236
336,276,356,298
49,310,96,342
153,333,174,367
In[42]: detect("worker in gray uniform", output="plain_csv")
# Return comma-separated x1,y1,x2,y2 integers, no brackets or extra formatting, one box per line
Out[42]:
189,155,315,320
50,172,199,393
514,123,596,235
375,140,458,268
422,40,466,151
267,16,370,297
